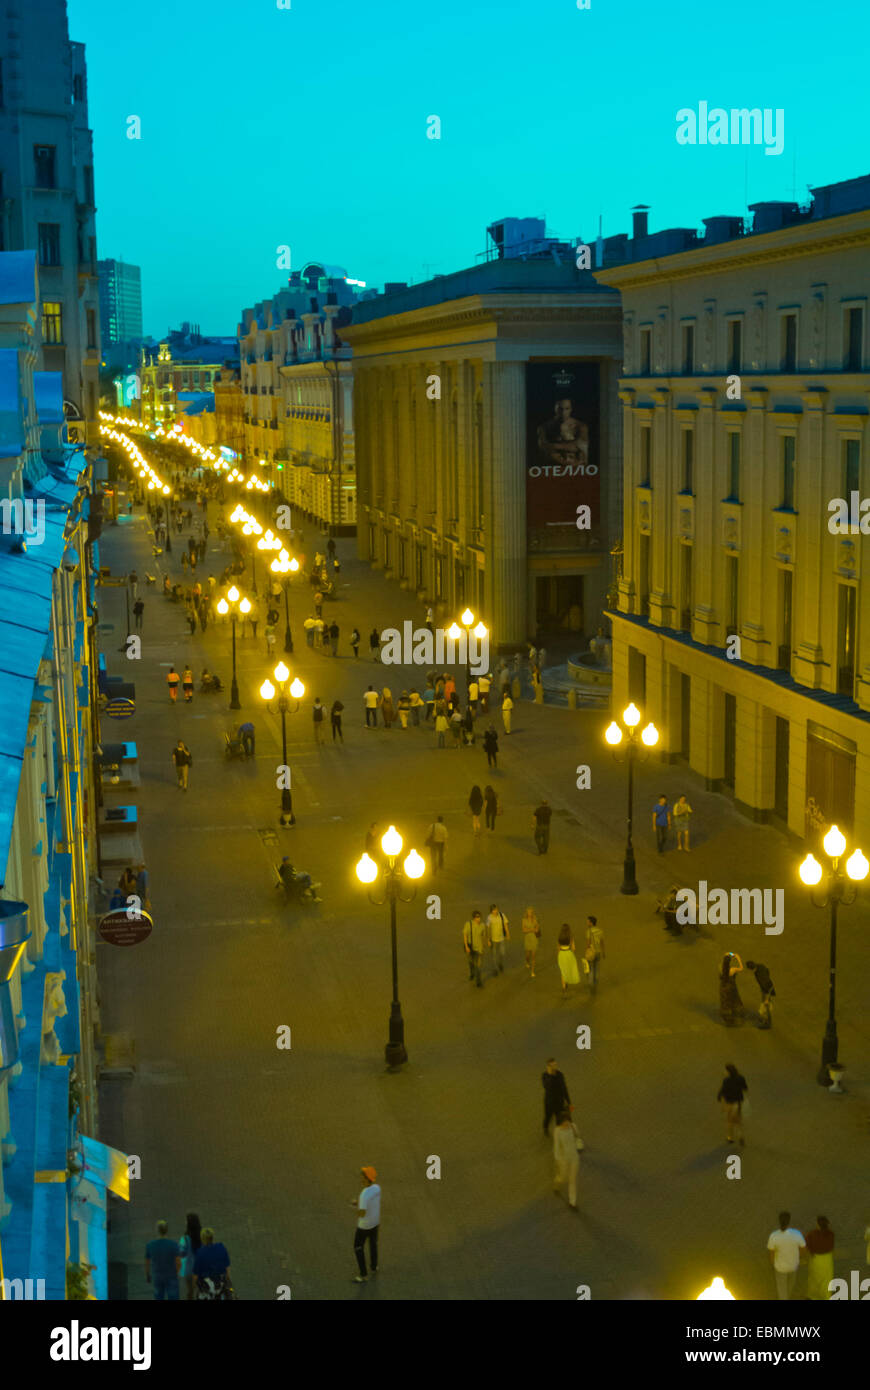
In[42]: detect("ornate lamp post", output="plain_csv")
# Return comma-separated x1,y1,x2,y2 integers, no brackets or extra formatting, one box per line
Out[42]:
799,825,868,1086
216,585,250,710
446,608,490,687
604,703,660,895
259,662,305,826
270,549,300,654
356,827,425,1070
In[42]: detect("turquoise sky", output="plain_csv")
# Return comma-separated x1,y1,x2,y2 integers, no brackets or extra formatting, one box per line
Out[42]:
69,0,870,336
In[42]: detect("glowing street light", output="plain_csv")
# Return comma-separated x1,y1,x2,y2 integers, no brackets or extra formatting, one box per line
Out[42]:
604,703,661,894
259,662,305,826
354,822,425,1069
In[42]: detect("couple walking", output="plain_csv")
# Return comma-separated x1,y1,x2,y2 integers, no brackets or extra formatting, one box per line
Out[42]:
557,917,605,993
462,905,510,985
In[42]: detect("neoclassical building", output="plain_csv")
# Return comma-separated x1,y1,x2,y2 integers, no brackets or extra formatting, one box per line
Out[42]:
341,222,623,647
597,175,870,835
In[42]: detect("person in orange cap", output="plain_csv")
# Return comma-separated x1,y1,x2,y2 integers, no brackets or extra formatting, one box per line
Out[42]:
351,1166,381,1283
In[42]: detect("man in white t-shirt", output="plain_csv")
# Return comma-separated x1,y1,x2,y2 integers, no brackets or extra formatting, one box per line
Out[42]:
767,1211,806,1300
352,1166,381,1283
364,686,380,729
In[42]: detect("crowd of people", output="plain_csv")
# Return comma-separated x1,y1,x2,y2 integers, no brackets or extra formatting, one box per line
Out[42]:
144,1214,233,1300
459,907,605,993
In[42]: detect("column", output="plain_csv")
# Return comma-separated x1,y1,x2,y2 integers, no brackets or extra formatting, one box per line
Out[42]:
484,361,526,647
734,694,775,820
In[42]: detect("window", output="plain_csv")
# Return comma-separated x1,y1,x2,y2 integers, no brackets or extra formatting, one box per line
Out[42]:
682,324,694,375
73,73,84,102
680,545,693,632
37,223,61,266
727,320,742,373
682,429,693,492
639,327,651,375
728,432,741,501
83,165,94,205
843,439,860,497
778,569,793,671
781,436,796,509
844,306,864,371
34,145,56,189
837,584,856,697
781,313,797,371
639,424,651,486
726,555,739,635
638,534,651,618
41,300,63,344
86,308,97,349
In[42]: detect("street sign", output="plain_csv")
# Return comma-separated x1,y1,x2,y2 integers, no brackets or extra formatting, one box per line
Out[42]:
98,909,153,946
104,697,136,719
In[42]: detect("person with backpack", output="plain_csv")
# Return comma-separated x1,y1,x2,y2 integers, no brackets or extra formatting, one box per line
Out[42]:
172,740,192,790
182,666,194,703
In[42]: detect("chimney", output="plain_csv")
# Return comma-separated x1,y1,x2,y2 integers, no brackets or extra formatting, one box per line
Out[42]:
631,205,650,239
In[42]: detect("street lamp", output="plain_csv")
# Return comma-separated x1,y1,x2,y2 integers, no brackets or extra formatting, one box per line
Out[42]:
270,549,300,653
696,1277,735,1300
799,824,868,1086
259,661,305,826
446,607,490,687
216,584,251,710
355,825,425,1069
604,702,660,895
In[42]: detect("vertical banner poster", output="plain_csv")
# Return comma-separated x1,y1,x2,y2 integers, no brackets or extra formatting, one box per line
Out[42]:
525,362,600,546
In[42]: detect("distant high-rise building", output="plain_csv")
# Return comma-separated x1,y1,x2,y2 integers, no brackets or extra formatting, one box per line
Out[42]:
0,0,101,444
98,258,142,344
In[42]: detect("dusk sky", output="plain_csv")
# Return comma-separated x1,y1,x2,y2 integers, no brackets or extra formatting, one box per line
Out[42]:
70,0,869,337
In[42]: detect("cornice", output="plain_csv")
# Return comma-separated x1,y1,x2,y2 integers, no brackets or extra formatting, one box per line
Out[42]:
341,295,620,350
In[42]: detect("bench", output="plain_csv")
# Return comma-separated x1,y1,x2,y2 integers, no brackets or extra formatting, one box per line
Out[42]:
99,805,138,833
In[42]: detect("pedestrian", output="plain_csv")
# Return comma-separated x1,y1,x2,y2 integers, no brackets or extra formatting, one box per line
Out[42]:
501,691,513,734
719,952,745,1026
538,646,547,670
314,591,323,619
449,706,463,748
198,596,209,633
468,677,479,713
468,784,484,835
745,960,776,1028
423,681,435,722
265,619,276,655
314,617,325,649
365,823,380,859
528,643,537,669
806,1217,835,1301
193,1228,232,1295
463,910,488,987
397,691,410,728
425,605,434,632
409,689,423,726
673,794,693,850
584,915,605,993
487,903,509,973
172,740,191,790
478,672,491,713
425,815,448,873
522,907,540,976
180,549,188,571
184,604,196,635
166,666,179,702
541,1058,571,1135
133,597,144,630
380,687,395,728
129,570,139,598
553,1111,580,1211
135,862,151,914
237,721,255,757
767,1213,806,1301
483,724,499,769
443,674,456,705
653,794,671,853
248,602,259,641
145,1219,180,1301
460,705,474,746
532,799,552,855
327,537,336,560
483,784,498,832
716,1062,748,1145
329,621,339,656
351,627,361,658
178,1212,202,1301
351,1166,381,1283
313,698,325,744
369,627,380,661
331,699,344,742
364,685,379,728
434,709,449,749
557,924,581,994
182,666,194,703
304,616,316,647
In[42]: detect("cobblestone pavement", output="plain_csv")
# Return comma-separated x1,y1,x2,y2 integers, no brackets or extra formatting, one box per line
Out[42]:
97,483,870,1300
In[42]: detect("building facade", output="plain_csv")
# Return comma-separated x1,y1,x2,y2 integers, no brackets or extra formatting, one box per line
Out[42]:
342,222,623,647
0,1,101,446
239,262,362,533
598,176,870,836
97,258,142,345
0,249,114,1299
139,329,237,429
